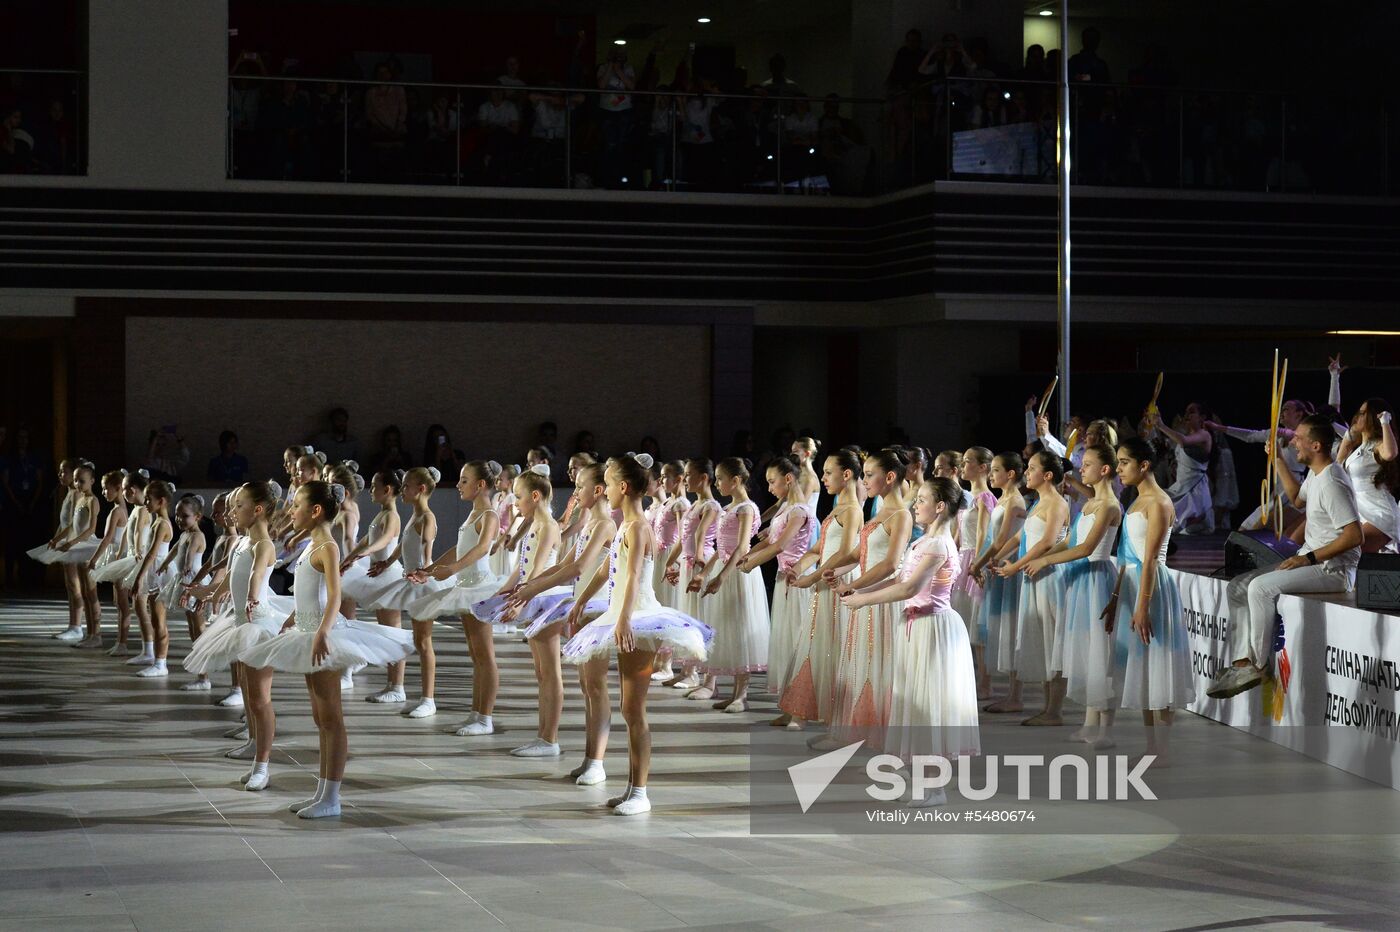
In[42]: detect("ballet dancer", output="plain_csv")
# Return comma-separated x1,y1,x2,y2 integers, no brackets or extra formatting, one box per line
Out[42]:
737,456,815,726
85,470,130,649
698,457,769,712
142,493,206,680
131,481,176,678
819,448,914,747
93,470,147,656
646,461,688,683
971,453,1027,712
328,463,364,618
1147,404,1215,535
362,467,450,717
118,470,157,663
1108,438,1193,765
489,460,615,760
487,463,521,578
32,459,84,640
840,476,980,807
995,450,1071,725
342,470,407,702
50,462,102,646
1024,442,1122,748
557,452,597,549
1331,377,1399,552
561,454,713,815
951,447,997,692
183,482,292,789
667,459,719,696
238,480,415,818
780,448,863,731
403,461,505,738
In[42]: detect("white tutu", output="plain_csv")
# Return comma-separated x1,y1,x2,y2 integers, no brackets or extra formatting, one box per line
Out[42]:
651,553,677,609
182,595,293,675
93,554,137,584
1014,563,1069,682
488,540,516,578
561,605,712,664
523,594,608,640
409,569,504,621
50,538,99,565
701,564,770,675
27,542,60,563
238,615,415,674
766,577,812,694
1059,559,1120,709
366,571,452,612
159,565,200,613
342,560,406,606
885,608,981,762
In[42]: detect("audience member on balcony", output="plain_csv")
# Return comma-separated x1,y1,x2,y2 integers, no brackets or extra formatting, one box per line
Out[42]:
965,37,1005,80
918,33,974,83
229,53,267,176
736,86,776,187
886,29,926,95
258,78,313,179
365,62,408,178
498,55,527,105
31,99,74,174
680,83,719,190
760,54,804,100
207,431,251,486
1068,28,1110,83
311,407,360,465
311,81,347,181
423,424,467,481
145,427,190,483
370,425,412,475
1017,44,1048,82
781,97,821,183
969,87,1007,130
645,85,677,189
474,83,521,182
425,93,459,178
596,47,636,188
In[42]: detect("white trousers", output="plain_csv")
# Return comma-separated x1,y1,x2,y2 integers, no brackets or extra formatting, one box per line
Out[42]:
1225,563,1349,666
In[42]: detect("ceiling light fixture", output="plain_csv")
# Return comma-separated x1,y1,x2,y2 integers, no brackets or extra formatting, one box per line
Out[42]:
1328,330,1400,336
1038,9,1054,15
613,38,627,45
697,16,712,23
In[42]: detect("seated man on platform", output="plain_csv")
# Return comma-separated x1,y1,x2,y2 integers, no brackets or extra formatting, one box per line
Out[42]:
1208,414,1362,698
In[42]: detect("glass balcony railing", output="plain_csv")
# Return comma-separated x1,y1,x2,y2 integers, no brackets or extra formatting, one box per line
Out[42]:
226,73,1395,197
0,68,85,176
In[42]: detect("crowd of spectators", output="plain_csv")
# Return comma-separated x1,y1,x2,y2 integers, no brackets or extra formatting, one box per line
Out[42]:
0,72,79,175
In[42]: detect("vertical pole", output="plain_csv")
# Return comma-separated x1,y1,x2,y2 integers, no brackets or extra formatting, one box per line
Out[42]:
341,90,349,182
1056,0,1072,428
454,91,462,185
1177,92,1184,188
776,102,784,193
565,99,573,189
669,97,677,190
1279,96,1287,192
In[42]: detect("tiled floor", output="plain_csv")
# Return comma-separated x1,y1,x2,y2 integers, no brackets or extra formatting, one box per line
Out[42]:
2,594,1398,931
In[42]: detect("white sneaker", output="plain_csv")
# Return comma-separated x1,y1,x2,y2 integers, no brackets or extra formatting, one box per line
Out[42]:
455,718,494,736
244,771,270,791
224,725,249,741
366,687,406,704
510,739,561,758
614,795,652,816
55,627,84,642
1206,664,1265,699
180,680,212,691
75,635,105,649
124,653,155,666
404,698,436,719
136,664,168,678
107,643,131,657
575,762,607,786
339,671,355,690
217,689,244,708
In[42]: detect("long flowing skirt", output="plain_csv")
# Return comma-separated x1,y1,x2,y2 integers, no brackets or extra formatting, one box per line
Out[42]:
1014,565,1069,683
1168,472,1214,535
766,577,811,694
702,565,770,675
885,608,981,762
828,601,895,745
982,570,1023,675
1116,564,1194,710
1059,559,1120,709
238,617,415,674
950,548,987,646
778,580,845,723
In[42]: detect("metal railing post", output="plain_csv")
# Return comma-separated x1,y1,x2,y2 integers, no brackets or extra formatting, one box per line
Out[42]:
565,99,573,189
775,102,783,193
670,97,678,191
1278,96,1287,192
341,91,349,182
454,91,462,185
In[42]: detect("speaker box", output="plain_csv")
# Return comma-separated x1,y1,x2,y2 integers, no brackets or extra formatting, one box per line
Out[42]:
1356,552,1400,613
1221,529,1299,578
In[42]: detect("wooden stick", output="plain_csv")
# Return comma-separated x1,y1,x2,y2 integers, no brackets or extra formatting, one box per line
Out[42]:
1147,371,1164,415
1065,428,1078,454
1261,349,1281,528
1038,376,1059,418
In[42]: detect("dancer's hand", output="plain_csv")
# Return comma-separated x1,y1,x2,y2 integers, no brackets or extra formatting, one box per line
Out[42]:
280,616,295,633
614,620,635,653
1100,595,1118,633
1023,558,1047,577
994,561,1017,578
702,574,724,596
429,564,454,581
1328,353,1345,376
664,565,680,586
245,599,259,618
312,630,331,665
840,590,868,609
1131,606,1153,644
686,575,703,593
500,603,520,625
367,560,386,578
564,602,586,637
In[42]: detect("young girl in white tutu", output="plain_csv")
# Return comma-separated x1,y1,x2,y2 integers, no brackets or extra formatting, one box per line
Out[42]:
820,449,914,746
670,459,720,697
157,495,210,688
363,467,447,718
487,464,521,577
972,453,1026,711
327,463,363,618
736,457,815,726
995,450,1071,726
110,470,155,661
1024,442,1122,748
1108,438,1191,766
840,477,980,807
50,462,102,646
183,482,290,788
557,453,597,550
561,454,713,814
697,457,768,713
647,461,688,683
468,464,561,753
490,461,615,763
238,480,415,819
271,450,325,569
33,459,85,641
342,471,406,702
131,481,176,678
86,470,130,650
401,461,504,738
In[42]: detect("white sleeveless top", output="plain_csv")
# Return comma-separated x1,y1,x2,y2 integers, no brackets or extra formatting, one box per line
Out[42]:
864,520,892,570
1023,510,1068,553
400,515,431,571
1076,511,1117,562
230,538,275,623
68,500,96,544
571,517,611,599
363,511,395,562
1125,511,1170,564
293,541,333,630
510,522,558,586
453,510,494,588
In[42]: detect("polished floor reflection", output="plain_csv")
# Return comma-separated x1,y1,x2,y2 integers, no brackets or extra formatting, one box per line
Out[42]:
1,595,1397,931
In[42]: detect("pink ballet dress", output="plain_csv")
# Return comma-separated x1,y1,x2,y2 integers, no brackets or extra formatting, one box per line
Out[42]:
677,498,720,625
702,501,769,675
765,501,816,694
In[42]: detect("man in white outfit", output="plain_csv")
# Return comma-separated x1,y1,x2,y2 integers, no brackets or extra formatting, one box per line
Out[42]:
1208,414,1362,698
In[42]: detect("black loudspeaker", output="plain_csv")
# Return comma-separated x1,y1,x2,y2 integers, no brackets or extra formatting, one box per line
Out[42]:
1221,529,1300,577
1356,552,1400,612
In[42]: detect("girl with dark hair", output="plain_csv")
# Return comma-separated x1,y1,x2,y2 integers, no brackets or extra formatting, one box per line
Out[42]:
972,453,1027,708
1335,389,1400,553
1149,403,1215,535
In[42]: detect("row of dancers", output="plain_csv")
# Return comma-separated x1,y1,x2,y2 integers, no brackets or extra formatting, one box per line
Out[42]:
28,430,1193,815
